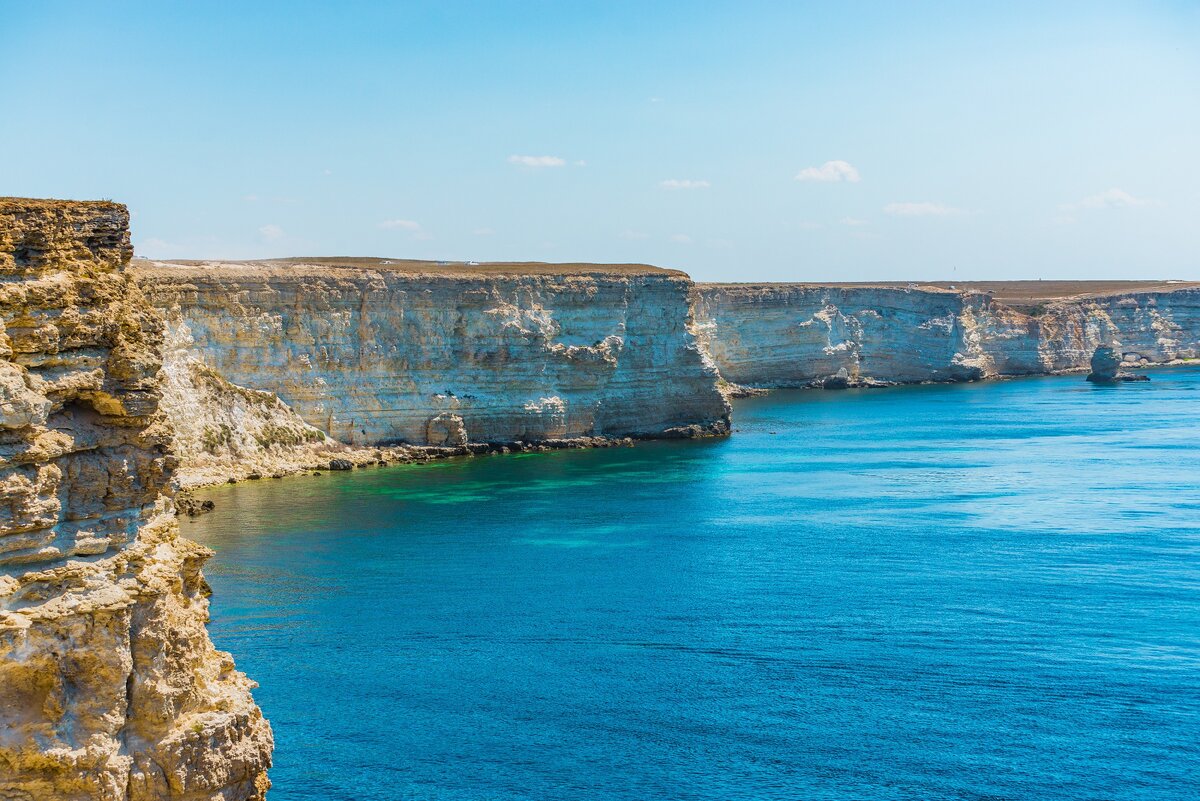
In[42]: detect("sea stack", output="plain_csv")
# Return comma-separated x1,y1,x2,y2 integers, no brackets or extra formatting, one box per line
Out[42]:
0,198,272,799
1086,345,1149,383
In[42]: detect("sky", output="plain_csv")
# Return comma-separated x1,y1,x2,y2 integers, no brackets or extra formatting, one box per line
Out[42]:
2,1,1198,281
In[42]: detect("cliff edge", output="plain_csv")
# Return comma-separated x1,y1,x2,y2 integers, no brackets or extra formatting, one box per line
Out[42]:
0,199,272,799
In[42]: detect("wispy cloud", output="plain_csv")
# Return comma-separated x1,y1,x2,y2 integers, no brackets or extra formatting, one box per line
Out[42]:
379,219,431,240
508,154,566,168
472,227,495,236
378,219,421,231
1063,188,1155,210
795,160,861,183
840,217,868,226
258,224,284,241
660,179,710,190
619,230,649,240
670,233,693,244
137,237,180,257
883,202,965,217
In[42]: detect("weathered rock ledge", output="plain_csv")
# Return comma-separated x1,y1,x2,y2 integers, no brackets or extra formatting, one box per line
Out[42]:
0,199,271,799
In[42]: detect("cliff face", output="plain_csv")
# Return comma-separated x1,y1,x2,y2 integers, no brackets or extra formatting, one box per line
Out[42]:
137,260,730,455
694,283,1200,388
0,200,271,799
693,285,986,387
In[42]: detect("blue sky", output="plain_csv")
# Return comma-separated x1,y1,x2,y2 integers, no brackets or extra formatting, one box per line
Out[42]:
2,1,1197,281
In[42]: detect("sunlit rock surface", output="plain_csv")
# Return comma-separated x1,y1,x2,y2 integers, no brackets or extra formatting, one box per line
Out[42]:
135,259,730,465
0,199,272,800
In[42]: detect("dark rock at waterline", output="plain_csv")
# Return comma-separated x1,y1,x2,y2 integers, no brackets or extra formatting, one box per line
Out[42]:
328,459,354,470
1087,345,1150,383
176,492,216,517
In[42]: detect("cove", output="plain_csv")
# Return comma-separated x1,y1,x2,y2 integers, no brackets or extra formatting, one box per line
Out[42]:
187,370,1200,801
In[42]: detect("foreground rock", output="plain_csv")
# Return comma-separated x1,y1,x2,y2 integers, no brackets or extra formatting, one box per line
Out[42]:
136,258,730,485
1086,345,1150,383
0,199,271,799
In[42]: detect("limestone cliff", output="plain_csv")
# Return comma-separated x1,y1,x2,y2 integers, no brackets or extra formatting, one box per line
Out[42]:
0,199,272,799
136,260,730,464
694,282,1200,388
1036,289,1200,371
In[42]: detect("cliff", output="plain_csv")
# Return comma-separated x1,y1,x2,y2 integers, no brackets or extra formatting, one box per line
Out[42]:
136,259,729,482
0,199,272,799
694,281,1200,388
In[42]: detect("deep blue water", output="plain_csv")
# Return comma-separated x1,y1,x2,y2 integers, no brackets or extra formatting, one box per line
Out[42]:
188,370,1200,801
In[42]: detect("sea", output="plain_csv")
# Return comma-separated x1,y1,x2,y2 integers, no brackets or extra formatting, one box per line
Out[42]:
187,368,1200,800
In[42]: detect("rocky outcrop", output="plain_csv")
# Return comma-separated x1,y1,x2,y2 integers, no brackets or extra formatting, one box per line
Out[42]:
694,282,1200,388
136,260,730,476
0,199,271,799
1086,345,1149,383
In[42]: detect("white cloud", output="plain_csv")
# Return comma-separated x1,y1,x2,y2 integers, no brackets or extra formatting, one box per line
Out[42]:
670,233,693,244
472,227,495,236
840,217,868,226
660,179,710,190
619,230,649,240
378,219,421,231
1065,188,1154,210
883,202,965,217
258,224,284,241
508,154,566,168
574,160,587,167
795,160,861,183
243,194,259,202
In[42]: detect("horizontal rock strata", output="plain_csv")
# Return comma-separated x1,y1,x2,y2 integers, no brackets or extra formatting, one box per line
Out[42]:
0,199,271,799
136,259,730,482
694,282,1200,388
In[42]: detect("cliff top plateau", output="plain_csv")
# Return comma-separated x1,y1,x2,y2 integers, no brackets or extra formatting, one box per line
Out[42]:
135,256,683,278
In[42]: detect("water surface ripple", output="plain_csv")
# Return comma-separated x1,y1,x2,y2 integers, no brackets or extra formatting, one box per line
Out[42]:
189,370,1200,800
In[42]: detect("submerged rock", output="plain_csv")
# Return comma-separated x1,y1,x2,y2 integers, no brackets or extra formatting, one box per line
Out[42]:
1087,345,1150,383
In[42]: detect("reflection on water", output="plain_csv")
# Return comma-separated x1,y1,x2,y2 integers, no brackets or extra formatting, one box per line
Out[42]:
189,369,1200,801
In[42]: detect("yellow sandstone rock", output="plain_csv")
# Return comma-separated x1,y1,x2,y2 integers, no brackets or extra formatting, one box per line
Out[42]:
0,198,272,800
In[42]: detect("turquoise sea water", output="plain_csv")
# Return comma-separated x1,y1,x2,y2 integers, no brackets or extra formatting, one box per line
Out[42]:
188,370,1200,801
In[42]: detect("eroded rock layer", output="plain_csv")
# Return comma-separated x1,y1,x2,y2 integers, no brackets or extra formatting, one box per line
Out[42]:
136,260,730,458
694,282,1200,388
0,199,272,800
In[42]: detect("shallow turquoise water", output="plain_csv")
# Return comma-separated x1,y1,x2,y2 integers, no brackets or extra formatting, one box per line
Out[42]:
188,370,1200,800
